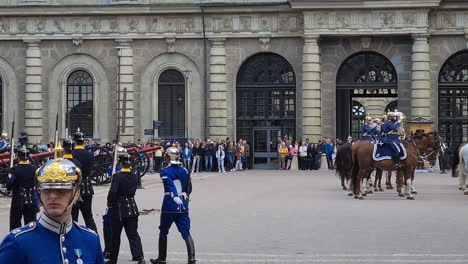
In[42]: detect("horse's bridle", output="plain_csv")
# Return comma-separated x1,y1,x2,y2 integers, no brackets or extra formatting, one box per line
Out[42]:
409,134,442,163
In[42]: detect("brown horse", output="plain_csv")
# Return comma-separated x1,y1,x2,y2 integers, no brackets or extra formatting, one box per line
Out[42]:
350,132,438,200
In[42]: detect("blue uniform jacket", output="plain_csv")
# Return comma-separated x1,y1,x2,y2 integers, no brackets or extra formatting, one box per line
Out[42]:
362,123,377,139
380,120,401,142
0,214,104,264
160,165,192,213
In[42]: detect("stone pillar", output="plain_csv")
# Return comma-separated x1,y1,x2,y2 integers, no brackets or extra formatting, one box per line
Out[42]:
24,39,42,145
116,39,135,143
302,35,321,142
411,34,431,118
208,38,227,140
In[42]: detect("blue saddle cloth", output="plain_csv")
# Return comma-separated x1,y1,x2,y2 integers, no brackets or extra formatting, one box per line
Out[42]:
372,142,407,161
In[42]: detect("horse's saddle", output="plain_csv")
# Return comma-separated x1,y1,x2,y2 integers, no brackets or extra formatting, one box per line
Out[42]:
372,142,407,161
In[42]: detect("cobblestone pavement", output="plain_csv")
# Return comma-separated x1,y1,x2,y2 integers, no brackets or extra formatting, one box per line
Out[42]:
0,169,467,264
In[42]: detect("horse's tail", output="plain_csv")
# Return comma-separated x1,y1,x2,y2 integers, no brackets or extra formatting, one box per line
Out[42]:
452,144,462,177
335,143,352,182
351,145,360,195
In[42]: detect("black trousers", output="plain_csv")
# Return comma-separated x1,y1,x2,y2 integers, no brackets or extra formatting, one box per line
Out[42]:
109,216,144,263
10,198,36,231
72,195,98,233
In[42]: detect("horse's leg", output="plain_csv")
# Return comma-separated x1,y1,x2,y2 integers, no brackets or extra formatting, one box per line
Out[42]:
374,169,381,192
341,172,347,190
354,169,369,200
463,155,468,195
362,177,368,196
405,168,415,200
378,173,384,192
388,171,394,189
410,172,418,194
396,170,405,197
368,172,373,194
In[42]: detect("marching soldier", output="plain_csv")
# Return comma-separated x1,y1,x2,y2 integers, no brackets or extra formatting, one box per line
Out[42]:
361,116,376,141
381,112,403,169
0,142,105,263
106,153,146,264
7,147,37,231
71,130,98,233
150,147,196,264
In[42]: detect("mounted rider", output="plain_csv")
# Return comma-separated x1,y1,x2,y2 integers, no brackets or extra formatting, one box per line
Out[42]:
361,116,376,141
380,112,404,169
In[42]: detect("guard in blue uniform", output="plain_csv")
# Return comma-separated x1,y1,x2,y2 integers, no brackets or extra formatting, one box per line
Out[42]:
71,130,98,234
380,112,403,169
150,147,196,264
7,147,37,231
361,116,376,141
0,141,105,264
106,153,146,264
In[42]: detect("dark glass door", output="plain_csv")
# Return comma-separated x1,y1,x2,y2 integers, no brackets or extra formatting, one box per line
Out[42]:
253,127,281,169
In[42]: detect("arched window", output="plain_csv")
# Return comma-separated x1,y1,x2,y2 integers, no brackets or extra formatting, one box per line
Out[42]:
66,70,93,137
351,101,366,139
385,101,399,113
439,51,468,150
158,69,185,138
336,52,398,140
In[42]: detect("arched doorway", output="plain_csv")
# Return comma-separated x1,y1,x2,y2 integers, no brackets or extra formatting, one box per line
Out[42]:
351,101,366,140
385,101,399,113
336,52,398,140
236,53,296,169
438,51,468,150
158,69,185,139
66,70,94,137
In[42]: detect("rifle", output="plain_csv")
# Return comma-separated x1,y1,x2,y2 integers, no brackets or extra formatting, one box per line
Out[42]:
9,111,15,168
111,87,127,176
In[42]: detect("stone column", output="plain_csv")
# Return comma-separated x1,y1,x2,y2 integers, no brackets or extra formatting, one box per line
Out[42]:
116,39,135,143
24,39,42,145
208,38,227,140
411,34,431,118
302,35,321,142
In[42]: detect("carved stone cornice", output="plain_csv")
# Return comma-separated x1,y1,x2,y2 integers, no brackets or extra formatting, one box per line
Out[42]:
0,14,302,38
304,10,429,35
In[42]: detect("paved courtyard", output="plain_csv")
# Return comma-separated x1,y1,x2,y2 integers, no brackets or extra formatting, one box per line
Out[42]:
0,169,467,263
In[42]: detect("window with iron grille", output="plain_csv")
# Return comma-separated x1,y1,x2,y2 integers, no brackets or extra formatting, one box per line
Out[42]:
351,101,366,140
236,53,296,142
385,101,399,113
336,51,398,140
158,69,185,139
438,51,468,150
66,70,93,138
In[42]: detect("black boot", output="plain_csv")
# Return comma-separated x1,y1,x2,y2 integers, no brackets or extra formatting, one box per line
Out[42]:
150,238,167,264
103,228,111,259
185,236,196,264
393,155,401,169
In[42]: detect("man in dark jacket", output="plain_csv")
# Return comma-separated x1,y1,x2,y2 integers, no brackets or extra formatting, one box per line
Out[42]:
71,130,98,234
7,148,37,230
203,139,214,172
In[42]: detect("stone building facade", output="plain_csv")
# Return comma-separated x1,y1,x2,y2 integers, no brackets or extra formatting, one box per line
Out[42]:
0,0,467,151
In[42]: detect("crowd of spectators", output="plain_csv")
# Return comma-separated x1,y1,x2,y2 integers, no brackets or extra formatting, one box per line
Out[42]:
278,136,345,170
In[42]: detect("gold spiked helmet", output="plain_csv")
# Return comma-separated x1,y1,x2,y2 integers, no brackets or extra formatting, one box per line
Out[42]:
36,139,82,190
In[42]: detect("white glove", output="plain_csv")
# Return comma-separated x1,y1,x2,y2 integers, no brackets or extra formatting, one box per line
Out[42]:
173,196,183,205
397,119,402,123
